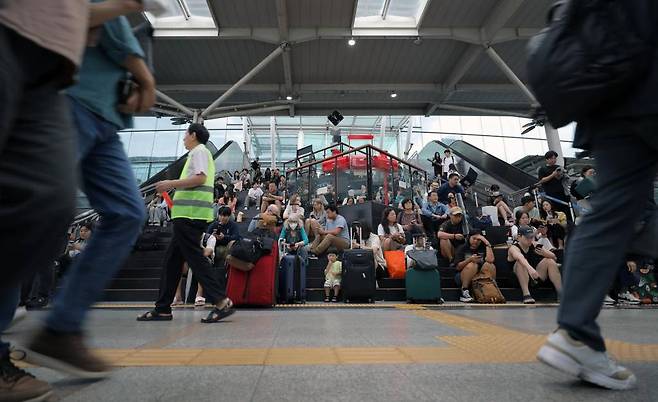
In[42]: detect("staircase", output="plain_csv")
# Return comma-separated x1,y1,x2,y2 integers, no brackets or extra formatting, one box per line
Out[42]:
104,195,557,303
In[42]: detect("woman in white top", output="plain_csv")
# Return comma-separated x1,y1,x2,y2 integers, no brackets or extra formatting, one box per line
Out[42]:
377,207,406,251
511,210,532,239
283,193,306,220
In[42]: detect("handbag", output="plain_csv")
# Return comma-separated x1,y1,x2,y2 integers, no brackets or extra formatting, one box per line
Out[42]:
407,250,438,271
384,250,406,279
527,0,653,127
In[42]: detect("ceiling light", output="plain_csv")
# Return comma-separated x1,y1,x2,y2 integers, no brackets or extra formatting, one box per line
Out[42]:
390,91,398,98
286,95,293,101
348,38,356,46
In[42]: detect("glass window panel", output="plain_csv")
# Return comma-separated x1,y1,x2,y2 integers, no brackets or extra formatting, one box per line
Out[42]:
127,132,156,158
151,131,181,158
354,0,430,29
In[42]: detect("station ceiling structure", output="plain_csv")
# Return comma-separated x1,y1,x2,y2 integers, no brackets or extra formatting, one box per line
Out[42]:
145,0,553,121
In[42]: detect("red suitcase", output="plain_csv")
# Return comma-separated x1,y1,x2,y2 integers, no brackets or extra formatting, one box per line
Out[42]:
226,246,278,307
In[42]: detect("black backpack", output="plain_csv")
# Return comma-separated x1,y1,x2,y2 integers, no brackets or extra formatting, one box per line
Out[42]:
527,0,653,128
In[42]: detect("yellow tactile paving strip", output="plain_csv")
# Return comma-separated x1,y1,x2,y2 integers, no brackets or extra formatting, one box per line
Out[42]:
16,308,658,368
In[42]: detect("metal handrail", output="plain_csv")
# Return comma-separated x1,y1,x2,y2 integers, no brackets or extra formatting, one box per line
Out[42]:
285,144,426,175
281,142,354,166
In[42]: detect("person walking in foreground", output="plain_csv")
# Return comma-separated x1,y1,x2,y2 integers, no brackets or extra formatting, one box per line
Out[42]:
138,124,235,323
535,1,658,391
24,1,155,380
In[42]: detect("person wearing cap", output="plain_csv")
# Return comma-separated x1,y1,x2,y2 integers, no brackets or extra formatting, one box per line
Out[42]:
513,195,541,222
454,230,495,303
507,225,561,304
438,207,466,262
139,124,235,324
491,191,514,226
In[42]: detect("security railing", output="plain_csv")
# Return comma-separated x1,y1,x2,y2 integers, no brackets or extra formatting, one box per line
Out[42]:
285,144,428,209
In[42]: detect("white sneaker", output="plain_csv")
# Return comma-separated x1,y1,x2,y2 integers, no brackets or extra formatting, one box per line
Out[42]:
603,295,616,306
194,296,206,307
537,329,637,390
617,291,640,305
459,289,473,303
9,306,27,329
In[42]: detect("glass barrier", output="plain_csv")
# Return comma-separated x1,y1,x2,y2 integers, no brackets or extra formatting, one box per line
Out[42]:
286,145,428,209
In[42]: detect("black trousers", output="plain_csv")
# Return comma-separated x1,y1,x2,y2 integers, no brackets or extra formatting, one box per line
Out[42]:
21,263,55,303
0,25,76,290
155,218,227,314
557,116,658,352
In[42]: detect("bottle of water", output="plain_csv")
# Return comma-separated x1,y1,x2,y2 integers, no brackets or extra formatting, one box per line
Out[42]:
506,236,513,247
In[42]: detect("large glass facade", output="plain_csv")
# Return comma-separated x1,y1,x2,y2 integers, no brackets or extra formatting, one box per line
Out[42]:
118,115,577,183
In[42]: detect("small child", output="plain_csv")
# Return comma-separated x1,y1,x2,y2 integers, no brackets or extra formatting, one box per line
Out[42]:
324,253,342,302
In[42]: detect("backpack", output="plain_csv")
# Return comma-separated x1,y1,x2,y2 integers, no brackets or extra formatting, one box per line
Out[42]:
471,266,506,304
527,0,653,127
637,270,658,304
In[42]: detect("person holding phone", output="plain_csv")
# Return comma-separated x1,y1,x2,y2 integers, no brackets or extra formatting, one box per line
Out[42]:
453,230,495,303
377,208,406,251
507,225,561,304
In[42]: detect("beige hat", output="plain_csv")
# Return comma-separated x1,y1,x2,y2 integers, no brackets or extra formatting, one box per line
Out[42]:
449,207,463,216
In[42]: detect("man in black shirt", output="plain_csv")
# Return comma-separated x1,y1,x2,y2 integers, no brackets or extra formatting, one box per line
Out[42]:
437,207,466,261
537,151,571,221
206,207,241,263
454,231,495,303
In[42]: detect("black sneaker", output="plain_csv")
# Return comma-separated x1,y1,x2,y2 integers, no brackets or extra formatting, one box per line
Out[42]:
331,296,338,303
0,351,53,402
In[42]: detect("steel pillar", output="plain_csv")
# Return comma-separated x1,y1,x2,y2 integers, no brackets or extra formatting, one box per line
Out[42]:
201,44,286,118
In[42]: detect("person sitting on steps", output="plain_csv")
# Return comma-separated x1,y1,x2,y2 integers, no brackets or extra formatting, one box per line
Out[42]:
453,230,495,303
437,207,466,262
308,205,350,259
507,225,562,304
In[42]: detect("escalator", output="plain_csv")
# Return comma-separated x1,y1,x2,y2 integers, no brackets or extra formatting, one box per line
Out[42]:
414,139,537,195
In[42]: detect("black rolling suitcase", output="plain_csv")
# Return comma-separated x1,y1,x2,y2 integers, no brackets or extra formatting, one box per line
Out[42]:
341,222,376,303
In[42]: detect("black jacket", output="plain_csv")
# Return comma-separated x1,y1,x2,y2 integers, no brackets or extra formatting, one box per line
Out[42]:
206,219,241,246
575,1,658,149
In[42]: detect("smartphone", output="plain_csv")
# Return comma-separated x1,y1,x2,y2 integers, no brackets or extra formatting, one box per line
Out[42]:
535,244,543,249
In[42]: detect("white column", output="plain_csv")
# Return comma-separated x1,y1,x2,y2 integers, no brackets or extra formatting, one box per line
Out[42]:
404,117,414,158
379,115,386,149
396,129,401,157
242,118,251,158
297,129,304,150
544,123,565,167
270,116,276,169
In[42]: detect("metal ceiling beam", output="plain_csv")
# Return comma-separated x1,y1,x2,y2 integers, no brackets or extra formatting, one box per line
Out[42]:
424,0,526,116
205,105,291,120
275,0,294,98
159,83,519,93
208,99,296,113
155,89,194,116
484,46,538,106
436,103,529,118
150,106,188,118
201,43,286,118
211,27,539,45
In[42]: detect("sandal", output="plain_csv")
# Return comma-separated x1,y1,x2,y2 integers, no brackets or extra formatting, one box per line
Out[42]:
324,297,330,303
136,310,173,321
523,295,536,305
201,299,235,323
170,299,184,307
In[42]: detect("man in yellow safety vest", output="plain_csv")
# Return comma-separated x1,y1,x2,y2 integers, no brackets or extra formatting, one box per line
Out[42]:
138,123,234,323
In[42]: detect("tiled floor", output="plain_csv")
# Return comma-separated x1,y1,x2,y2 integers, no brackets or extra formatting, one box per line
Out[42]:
5,305,658,401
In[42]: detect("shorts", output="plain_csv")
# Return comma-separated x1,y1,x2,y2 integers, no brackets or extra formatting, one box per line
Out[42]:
454,263,484,287
324,278,341,288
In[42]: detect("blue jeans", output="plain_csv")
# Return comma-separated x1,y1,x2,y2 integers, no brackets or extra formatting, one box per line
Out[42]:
45,99,145,333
